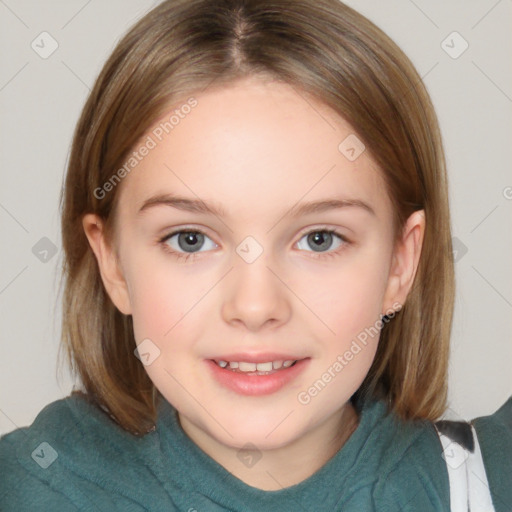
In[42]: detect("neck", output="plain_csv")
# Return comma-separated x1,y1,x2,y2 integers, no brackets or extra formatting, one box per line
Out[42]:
178,401,360,491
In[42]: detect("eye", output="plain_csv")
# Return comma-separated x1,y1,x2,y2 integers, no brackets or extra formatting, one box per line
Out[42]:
158,227,350,262
159,229,217,260
296,228,349,257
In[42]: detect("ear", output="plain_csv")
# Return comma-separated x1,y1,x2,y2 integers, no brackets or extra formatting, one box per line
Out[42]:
381,209,425,314
82,213,132,315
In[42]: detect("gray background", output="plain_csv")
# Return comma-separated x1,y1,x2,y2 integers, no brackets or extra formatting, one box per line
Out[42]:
0,0,511,436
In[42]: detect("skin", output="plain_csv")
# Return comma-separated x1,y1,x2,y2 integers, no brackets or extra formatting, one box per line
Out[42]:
83,75,425,491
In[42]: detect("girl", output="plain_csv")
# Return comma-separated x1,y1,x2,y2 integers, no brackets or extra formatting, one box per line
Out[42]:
1,0,510,510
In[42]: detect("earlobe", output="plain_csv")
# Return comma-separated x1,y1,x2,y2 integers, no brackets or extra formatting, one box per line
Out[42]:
82,213,132,315
382,209,425,313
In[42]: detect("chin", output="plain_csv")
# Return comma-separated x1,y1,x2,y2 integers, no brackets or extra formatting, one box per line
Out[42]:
207,414,305,451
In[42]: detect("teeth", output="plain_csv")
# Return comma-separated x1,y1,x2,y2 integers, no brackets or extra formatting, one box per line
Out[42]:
238,362,257,372
215,359,298,372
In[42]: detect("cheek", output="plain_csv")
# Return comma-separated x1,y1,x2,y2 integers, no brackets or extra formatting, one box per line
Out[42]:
295,255,389,409
125,249,201,343
300,248,391,344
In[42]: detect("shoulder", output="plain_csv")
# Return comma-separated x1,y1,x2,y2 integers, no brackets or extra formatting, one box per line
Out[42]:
370,396,512,512
378,419,450,511
471,395,512,512
346,398,451,511
472,394,512,436
0,392,154,510
0,395,86,509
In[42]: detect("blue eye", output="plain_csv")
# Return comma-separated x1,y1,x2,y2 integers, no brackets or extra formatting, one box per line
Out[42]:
158,228,350,262
160,230,217,260
297,229,347,254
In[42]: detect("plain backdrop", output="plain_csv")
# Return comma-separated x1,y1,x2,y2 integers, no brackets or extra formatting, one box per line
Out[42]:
0,0,511,436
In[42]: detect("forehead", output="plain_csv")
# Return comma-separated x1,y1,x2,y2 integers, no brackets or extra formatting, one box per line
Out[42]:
117,77,391,222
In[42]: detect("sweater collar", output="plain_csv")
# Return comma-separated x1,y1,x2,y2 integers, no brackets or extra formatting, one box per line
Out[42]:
13,391,419,511
154,395,392,510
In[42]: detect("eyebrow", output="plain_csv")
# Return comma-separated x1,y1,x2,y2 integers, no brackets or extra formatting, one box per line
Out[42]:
137,193,375,218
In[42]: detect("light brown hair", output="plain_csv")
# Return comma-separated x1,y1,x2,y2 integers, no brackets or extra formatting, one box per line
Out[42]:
59,0,454,435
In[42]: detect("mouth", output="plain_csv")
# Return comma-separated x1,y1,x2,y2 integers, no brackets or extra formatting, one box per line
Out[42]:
210,358,299,375
205,355,311,396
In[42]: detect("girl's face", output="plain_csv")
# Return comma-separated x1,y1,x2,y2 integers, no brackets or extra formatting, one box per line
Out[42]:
85,76,423,452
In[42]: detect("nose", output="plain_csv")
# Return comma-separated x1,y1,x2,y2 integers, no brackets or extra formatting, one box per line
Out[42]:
221,252,291,332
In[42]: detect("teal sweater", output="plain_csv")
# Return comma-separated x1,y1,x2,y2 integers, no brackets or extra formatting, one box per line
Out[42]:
1,392,511,511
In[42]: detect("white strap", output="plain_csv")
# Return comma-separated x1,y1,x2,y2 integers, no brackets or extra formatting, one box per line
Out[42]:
435,423,496,512
467,423,495,511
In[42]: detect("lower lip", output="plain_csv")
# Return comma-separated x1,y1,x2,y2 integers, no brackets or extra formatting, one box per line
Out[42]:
205,358,310,396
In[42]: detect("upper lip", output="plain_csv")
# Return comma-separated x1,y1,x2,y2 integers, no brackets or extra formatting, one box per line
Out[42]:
208,353,308,363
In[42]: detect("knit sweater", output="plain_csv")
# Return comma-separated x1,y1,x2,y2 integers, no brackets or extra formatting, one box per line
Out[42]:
1,392,511,511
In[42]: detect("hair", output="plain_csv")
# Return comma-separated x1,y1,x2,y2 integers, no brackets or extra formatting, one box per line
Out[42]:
59,0,454,435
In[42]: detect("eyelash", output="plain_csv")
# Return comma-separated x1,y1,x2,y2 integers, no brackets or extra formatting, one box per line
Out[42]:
157,227,351,263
